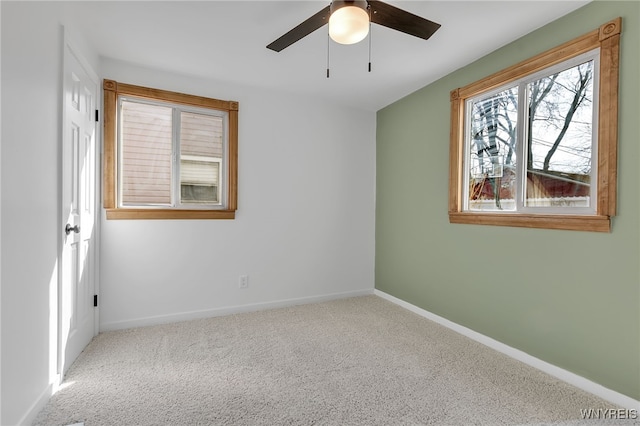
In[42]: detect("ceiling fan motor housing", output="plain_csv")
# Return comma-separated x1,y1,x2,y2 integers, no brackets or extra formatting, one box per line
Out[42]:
330,0,369,14
329,0,370,45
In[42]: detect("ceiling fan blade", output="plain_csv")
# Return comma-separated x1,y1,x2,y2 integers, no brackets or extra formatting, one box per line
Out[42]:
267,5,331,52
369,0,441,41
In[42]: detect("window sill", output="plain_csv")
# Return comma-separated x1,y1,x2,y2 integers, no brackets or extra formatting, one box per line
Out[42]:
448,212,610,232
106,208,236,220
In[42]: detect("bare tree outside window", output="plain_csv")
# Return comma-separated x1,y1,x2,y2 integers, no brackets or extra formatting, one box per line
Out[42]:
526,61,593,207
469,87,518,211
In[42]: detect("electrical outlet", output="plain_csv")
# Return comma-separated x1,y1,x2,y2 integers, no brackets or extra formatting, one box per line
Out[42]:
239,275,249,289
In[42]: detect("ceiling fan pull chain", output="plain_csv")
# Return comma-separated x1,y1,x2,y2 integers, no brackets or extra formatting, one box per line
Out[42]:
327,32,331,78
368,5,372,72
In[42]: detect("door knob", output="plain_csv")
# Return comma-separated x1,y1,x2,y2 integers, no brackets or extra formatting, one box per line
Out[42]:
65,224,80,235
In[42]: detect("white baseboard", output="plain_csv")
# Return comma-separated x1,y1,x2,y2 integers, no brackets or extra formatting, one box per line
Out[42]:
100,288,375,332
15,382,54,426
374,289,640,411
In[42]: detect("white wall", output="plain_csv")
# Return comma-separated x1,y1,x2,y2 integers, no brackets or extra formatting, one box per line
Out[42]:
99,59,376,330
1,2,375,423
1,2,100,424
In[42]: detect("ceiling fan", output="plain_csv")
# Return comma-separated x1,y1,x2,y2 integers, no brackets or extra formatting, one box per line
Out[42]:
266,0,441,52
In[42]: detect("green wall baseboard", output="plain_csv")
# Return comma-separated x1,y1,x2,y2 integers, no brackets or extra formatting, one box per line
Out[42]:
375,289,640,410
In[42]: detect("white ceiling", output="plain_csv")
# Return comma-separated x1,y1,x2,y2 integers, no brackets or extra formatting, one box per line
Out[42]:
67,0,590,111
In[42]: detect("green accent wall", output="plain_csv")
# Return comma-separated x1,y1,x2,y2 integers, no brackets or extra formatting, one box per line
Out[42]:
375,1,640,400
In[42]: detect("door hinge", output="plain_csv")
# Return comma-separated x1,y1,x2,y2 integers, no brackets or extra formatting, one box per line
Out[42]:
95,109,99,122
94,294,98,307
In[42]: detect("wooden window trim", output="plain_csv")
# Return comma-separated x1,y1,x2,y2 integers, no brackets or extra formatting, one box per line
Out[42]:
449,18,621,233
103,79,238,220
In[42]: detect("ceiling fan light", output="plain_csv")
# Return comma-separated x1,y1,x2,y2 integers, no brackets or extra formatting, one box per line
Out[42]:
329,3,369,45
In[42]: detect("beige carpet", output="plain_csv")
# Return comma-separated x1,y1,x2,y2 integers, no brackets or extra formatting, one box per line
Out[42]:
34,296,634,425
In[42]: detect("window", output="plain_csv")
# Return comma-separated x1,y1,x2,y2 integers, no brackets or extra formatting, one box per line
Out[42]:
449,18,621,232
103,80,238,219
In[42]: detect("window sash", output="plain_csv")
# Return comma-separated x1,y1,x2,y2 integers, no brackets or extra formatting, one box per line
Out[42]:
462,50,600,216
463,83,520,213
117,96,228,210
119,99,173,206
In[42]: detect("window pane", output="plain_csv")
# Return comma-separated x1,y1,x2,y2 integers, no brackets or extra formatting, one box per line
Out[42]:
526,60,593,208
121,101,172,205
180,183,218,203
467,87,518,211
179,112,223,205
180,160,219,203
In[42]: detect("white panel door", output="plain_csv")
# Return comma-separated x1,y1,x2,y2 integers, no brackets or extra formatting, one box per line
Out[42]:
61,37,98,374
